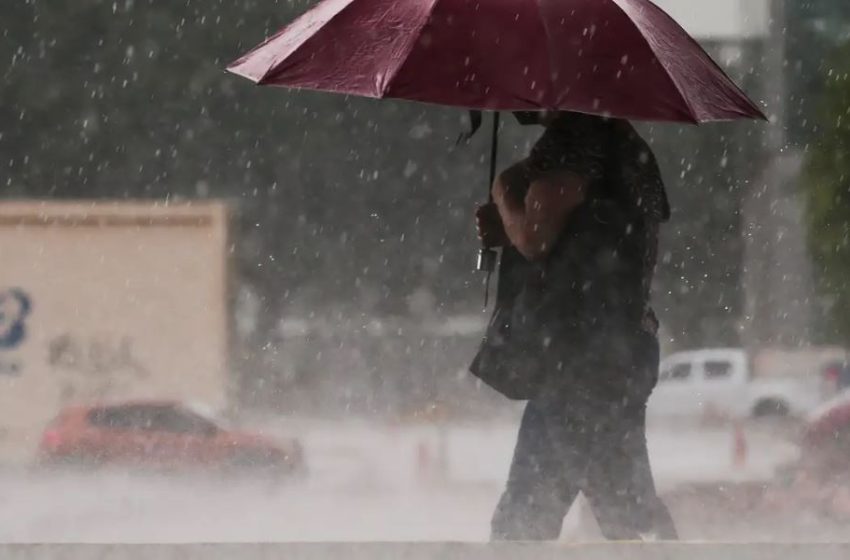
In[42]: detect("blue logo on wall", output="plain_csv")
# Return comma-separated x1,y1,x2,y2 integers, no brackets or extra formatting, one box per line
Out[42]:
0,289,32,351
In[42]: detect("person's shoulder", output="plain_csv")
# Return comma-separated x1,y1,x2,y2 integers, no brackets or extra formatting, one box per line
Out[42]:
613,121,670,222
615,122,659,167
527,117,608,177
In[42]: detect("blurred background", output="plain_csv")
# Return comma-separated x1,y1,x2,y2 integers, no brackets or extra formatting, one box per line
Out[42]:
2,0,850,543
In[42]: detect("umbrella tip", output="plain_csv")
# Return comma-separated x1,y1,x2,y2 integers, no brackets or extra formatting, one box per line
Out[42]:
752,100,770,122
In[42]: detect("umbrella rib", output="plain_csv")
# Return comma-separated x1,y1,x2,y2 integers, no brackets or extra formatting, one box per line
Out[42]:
531,0,557,106
624,0,766,121
379,0,441,98
620,0,769,120
257,0,362,85
608,0,699,123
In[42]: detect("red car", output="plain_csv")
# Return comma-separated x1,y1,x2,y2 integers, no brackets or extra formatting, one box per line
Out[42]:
805,391,850,445
38,400,304,474
798,391,850,477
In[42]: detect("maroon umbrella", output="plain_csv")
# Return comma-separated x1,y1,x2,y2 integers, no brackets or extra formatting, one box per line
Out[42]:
227,0,765,123
227,0,765,290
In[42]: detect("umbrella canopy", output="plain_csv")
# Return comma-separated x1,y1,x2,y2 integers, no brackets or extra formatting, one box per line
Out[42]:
227,0,765,123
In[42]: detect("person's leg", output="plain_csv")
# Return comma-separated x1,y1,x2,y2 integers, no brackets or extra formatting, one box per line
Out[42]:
581,331,678,540
491,398,585,540
582,400,678,540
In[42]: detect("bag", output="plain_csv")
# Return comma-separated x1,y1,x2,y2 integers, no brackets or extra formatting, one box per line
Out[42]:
469,119,656,400
469,200,645,401
469,300,547,401
468,245,535,399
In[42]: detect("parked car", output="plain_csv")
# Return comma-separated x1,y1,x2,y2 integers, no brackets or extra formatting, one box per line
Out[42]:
820,360,850,398
804,390,850,450
648,348,823,420
753,391,850,522
38,400,304,474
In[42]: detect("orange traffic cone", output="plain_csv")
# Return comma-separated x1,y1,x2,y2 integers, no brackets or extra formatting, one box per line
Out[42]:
732,422,748,469
416,440,432,481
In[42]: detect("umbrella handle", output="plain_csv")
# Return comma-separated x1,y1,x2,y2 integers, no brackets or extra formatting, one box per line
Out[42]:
487,111,500,202
477,111,499,272
477,112,500,308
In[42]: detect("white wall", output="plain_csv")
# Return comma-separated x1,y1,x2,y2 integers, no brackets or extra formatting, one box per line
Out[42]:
0,201,229,461
652,0,770,40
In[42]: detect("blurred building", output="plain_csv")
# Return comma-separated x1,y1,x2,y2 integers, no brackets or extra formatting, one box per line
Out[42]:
654,0,770,41
657,1,817,349
0,201,230,461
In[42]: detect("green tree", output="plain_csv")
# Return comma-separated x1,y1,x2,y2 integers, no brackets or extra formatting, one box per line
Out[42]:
804,40,850,343
786,0,850,146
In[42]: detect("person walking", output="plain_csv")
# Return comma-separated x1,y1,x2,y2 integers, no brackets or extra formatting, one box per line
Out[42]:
474,111,678,541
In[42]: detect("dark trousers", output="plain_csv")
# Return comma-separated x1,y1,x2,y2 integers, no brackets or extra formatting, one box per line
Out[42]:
491,332,678,541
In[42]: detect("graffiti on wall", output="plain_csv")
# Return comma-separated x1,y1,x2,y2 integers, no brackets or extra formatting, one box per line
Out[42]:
0,289,154,402
0,289,31,377
0,289,31,350
48,334,150,401
48,334,149,378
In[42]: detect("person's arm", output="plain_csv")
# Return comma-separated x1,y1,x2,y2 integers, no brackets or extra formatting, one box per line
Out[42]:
492,169,587,261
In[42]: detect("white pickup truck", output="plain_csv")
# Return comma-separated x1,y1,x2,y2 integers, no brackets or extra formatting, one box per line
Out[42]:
647,348,825,420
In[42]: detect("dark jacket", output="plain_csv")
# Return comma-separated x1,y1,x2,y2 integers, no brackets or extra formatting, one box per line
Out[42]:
470,115,669,399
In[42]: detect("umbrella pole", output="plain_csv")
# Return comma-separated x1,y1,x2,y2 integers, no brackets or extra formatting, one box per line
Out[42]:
487,111,500,202
477,112,499,308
